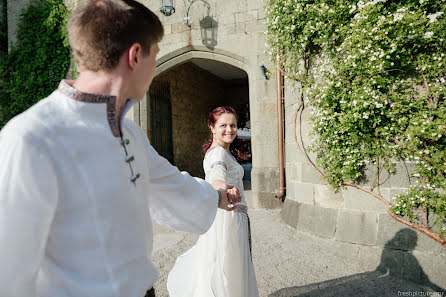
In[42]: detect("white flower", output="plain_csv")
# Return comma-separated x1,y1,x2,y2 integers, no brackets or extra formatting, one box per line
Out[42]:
394,13,404,22
349,4,357,14
424,32,434,39
427,11,443,23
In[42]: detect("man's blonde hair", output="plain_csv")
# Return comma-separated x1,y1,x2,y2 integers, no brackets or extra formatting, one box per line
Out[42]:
68,0,164,71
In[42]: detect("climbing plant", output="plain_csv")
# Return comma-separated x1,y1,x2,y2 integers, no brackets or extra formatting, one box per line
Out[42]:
266,0,445,241
0,0,7,57
0,0,71,128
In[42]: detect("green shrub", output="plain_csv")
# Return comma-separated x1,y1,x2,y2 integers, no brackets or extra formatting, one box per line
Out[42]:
0,0,71,128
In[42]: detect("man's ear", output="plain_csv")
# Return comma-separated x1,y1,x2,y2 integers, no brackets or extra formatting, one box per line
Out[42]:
128,43,141,70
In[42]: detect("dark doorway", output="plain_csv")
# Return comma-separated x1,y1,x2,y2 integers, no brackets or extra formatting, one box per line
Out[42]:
149,81,174,164
150,58,249,180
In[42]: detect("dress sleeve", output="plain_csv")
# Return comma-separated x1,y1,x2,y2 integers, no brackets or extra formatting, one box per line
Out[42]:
0,126,58,297
206,147,230,184
145,144,218,234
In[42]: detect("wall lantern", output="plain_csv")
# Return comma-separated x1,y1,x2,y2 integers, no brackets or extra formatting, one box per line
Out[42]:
160,0,175,16
260,64,270,80
200,16,218,49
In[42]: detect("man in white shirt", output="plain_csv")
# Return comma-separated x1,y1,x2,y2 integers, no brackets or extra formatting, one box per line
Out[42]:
0,1,240,296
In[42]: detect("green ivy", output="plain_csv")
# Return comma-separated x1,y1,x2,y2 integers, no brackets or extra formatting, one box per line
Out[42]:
0,0,7,57
0,0,71,128
266,0,445,238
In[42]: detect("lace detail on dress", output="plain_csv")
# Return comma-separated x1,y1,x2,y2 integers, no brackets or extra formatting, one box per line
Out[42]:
211,161,227,170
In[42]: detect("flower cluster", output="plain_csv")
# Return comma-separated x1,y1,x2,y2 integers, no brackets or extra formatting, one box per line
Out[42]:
266,0,445,237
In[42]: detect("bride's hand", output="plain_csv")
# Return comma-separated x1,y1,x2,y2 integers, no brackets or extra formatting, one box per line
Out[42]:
217,189,237,211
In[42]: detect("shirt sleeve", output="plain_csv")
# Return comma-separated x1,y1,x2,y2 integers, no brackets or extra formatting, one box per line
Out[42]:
206,147,229,184
146,144,218,234
0,127,58,296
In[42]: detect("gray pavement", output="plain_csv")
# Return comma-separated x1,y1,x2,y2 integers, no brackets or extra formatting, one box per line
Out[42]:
151,192,441,297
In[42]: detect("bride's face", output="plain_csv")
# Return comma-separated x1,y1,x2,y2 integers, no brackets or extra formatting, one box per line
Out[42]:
211,113,238,149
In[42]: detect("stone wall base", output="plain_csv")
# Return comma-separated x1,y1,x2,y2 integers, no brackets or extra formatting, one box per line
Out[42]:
250,167,283,209
281,198,446,291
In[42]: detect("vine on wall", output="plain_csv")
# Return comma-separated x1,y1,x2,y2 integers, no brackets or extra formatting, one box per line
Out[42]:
0,0,71,128
266,0,445,241
0,0,7,57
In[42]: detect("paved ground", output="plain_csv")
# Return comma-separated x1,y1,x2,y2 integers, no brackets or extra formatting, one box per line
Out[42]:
151,192,442,297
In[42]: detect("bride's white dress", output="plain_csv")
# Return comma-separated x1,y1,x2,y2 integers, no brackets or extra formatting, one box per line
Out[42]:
167,146,259,297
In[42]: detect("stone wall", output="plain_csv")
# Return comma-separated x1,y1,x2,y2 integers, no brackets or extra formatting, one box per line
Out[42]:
281,86,446,290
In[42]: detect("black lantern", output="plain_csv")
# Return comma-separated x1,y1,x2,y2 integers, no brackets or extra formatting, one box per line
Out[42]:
200,16,218,49
160,0,175,16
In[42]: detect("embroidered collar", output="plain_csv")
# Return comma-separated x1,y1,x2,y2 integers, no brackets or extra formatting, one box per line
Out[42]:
58,80,121,137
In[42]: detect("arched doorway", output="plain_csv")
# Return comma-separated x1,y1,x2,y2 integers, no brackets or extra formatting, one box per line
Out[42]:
147,55,250,186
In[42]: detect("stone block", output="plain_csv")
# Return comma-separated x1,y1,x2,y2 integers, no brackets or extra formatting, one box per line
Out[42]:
288,181,314,204
164,24,172,35
234,10,258,23
251,166,278,193
301,163,325,185
379,187,391,203
335,210,378,245
285,161,302,183
248,0,262,11
220,24,236,36
252,144,278,168
377,214,444,254
309,234,360,261
416,252,446,290
251,120,277,145
314,184,344,209
250,191,283,209
245,19,266,33
343,187,387,213
171,22,190,34
280,198,300,229
220,15,235,25
388,162,416,188
358,245,382,270
284,143,311,164
234,22,246,34
296,203,338,238
258,7,267,20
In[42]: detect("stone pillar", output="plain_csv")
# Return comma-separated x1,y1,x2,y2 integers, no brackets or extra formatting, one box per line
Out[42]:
7,0,30,50
249,64,283,209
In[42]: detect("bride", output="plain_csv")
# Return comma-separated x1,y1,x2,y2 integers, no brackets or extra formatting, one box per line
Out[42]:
167,106,259,297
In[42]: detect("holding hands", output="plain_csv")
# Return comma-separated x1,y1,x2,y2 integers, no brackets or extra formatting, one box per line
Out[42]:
211,180,242,211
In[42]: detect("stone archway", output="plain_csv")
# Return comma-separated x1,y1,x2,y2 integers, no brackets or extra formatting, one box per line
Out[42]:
142,49,251,181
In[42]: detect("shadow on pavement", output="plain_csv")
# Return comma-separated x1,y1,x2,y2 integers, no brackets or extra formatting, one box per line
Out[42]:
269,229,445,297
268,271,443,297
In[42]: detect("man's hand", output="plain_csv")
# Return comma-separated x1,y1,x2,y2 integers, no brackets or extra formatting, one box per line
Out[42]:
211,180,242,211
